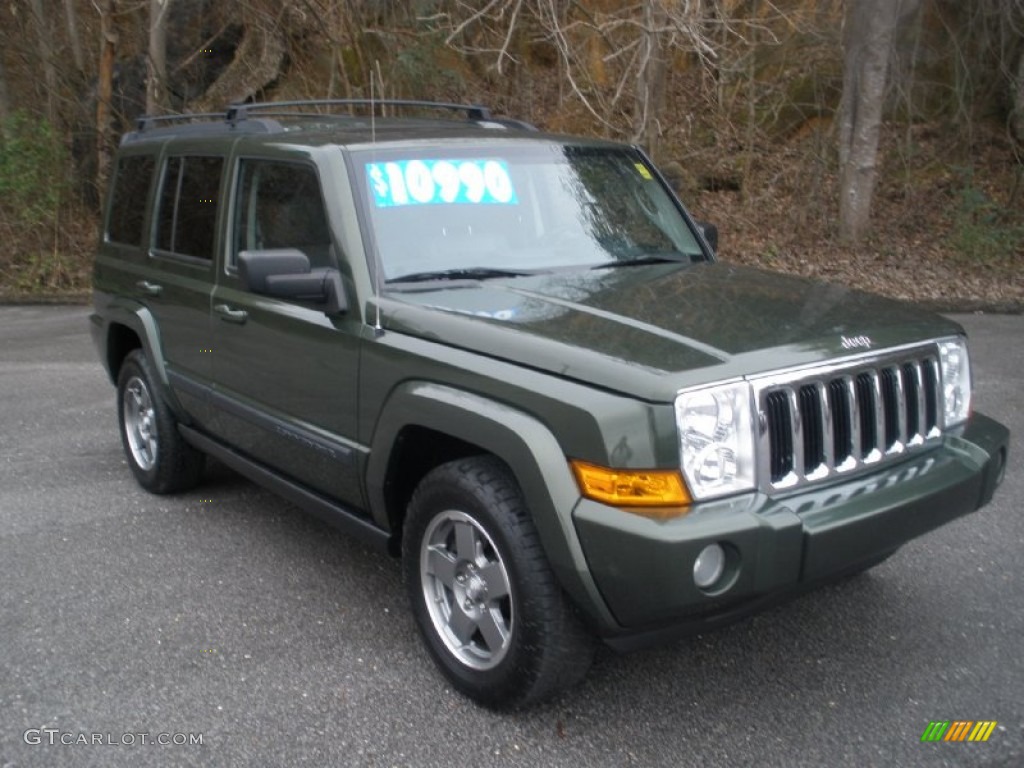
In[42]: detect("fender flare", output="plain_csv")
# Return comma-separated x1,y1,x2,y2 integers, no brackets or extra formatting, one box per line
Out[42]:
366,381,618,629
100,299,190,420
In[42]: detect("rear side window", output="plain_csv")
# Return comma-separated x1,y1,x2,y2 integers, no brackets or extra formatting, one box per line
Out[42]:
155,156,223,260
106,155,155,246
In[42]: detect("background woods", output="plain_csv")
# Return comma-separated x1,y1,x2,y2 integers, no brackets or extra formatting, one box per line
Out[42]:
0,0,1021,303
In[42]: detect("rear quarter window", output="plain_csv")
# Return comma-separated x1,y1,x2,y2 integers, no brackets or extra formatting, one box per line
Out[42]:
106,155,155,246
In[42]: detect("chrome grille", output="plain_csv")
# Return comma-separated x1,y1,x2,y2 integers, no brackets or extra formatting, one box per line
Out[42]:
755,347,942,491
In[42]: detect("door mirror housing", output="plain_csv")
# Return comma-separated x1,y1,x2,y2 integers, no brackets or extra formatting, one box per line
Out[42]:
238,249,347,314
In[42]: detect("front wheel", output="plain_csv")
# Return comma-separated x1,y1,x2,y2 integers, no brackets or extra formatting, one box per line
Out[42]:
403,456,594,709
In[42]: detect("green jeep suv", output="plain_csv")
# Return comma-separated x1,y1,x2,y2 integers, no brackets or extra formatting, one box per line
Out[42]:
91,100,1010,708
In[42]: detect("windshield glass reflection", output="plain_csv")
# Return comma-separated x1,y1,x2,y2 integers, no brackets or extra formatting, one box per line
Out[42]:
354,144,703,282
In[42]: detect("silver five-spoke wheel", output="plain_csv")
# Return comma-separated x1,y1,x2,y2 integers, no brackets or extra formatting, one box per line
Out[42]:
115,350,204,494
404,456,594,708
420,510,513,670
123,375,158,471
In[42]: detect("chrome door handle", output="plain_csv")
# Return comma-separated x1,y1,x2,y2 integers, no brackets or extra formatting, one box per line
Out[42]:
214,304,248,324
136,280,162,297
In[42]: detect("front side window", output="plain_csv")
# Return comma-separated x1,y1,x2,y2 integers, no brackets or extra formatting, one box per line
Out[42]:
354,144,703,281
231,160,334,270
154,155,223,260
106,155,155,246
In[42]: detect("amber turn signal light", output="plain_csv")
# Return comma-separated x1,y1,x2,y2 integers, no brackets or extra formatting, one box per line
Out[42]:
570,461,691,517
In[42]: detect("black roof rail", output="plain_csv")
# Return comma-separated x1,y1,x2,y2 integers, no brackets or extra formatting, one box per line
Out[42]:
481,117,539,132
226,99,493,123
134,113,225,132
124,112,280,145
124,100,536,144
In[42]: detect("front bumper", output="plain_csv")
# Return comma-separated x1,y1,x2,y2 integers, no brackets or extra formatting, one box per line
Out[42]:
573,412,1009,648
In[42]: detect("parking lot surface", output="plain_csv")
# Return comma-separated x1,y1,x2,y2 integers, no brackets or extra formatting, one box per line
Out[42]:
1,306,1020,767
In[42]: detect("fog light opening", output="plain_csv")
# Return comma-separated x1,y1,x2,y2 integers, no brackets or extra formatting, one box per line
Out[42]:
693,543,726,590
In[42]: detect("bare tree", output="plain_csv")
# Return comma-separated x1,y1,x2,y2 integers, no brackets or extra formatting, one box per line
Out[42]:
1015,48,1024,146
147,0,173,113
428,0,719,152
28,0,60,122
0,50,11,133
635,0,719,156
635,0,669,153
837,0,922,243
97,0,118,195
64,0,86,75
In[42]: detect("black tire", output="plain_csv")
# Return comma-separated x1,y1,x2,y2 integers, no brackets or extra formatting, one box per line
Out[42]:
116,349,204,494
402,456,595,709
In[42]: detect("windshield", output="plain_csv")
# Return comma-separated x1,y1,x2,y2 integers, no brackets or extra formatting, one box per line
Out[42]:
352,143,704,282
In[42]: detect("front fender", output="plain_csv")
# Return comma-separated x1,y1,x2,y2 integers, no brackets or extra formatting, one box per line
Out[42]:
366,381,619,629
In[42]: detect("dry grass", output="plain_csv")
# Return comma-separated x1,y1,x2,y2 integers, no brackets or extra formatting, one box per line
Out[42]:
684,120,1024,312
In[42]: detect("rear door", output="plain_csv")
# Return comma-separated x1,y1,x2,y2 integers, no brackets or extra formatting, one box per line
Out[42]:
207,154,365,508
141,150,224,425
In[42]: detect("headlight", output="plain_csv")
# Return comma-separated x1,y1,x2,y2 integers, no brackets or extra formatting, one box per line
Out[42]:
675,381,756,500
938,337,971,427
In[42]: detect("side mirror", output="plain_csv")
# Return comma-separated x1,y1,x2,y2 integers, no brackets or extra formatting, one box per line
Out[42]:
238,249,347,314
695,221,718,255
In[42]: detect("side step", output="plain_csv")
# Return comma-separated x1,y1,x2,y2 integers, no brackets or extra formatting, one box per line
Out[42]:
179,425,391,553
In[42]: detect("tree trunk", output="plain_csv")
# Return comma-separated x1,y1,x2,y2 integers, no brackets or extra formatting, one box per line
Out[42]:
0,51,11,134
1013,48,1024,146
64,0,86,75
147,0,172,114
634,0,668,156
837,0,921,243
97,0,118,198
28,0,60,122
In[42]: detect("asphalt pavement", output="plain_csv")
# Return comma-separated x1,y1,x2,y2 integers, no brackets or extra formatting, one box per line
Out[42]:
0,305,1021,768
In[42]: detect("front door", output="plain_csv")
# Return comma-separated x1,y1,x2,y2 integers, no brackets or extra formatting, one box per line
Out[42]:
208,158,364,508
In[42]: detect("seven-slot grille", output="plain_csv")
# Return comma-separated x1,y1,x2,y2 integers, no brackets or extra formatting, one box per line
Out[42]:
756,348,942,491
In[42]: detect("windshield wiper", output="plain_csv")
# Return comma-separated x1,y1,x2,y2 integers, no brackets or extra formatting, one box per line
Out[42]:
388,267,536,284
590,253,691,269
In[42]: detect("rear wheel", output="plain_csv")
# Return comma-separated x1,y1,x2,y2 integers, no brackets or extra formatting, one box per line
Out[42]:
403,456,594,709
116,350,204,494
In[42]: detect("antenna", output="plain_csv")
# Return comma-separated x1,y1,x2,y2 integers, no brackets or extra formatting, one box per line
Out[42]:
370,62,376,145
370,65,383,336
373,240,384,337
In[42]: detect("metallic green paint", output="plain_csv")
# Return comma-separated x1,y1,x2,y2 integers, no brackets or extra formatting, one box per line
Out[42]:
364,381,617,629
380,261,965,401
574,415,1008,630
92,115,1010,642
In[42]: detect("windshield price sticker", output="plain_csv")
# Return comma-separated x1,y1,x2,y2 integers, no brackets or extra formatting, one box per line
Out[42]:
366,159,518,207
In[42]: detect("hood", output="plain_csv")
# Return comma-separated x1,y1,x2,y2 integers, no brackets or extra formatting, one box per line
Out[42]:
379,261,962,402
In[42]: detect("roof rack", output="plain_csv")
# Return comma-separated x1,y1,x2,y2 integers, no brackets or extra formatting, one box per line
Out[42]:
134,112,226,132
125,99,537,143
226,99,493,123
